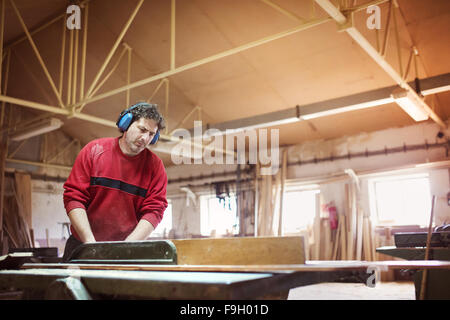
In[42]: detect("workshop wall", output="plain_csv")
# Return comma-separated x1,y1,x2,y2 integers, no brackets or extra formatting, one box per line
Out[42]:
167,120,450,238
23,119,450,246
286,119,450,226
31,180,68,256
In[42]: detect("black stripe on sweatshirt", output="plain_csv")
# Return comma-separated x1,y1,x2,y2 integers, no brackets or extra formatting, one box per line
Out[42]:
90,177,147,198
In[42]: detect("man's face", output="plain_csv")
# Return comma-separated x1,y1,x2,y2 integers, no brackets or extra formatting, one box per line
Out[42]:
121,117,158,156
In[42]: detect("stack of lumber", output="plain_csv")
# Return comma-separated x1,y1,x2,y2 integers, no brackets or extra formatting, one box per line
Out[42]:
255,149,288,237
2,195,33,251
1,173,33,253
309,173,376,261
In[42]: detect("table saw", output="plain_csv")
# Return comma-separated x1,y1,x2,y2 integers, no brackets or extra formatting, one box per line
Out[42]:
377,231,450,299
1,237,449,300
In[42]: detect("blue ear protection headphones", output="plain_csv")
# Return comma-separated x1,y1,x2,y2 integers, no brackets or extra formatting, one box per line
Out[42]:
116,102,160,145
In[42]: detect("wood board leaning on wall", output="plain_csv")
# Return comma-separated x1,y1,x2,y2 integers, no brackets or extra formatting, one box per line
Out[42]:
1,172,33,255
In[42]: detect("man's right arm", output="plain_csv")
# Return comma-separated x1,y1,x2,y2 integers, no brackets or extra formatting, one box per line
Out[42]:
68,208,96,243
63,142,94,243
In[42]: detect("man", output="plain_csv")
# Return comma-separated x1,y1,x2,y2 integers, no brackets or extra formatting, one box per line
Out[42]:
62,102,168,261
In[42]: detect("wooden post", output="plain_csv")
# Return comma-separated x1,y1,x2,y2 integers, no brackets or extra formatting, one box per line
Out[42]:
29,228,34,248
356,203,364,260
313,192,321,260
14,173,32,230
419,195,437,300
277,149,287,236
45,228,50,247
254,162,259,237
346,183,354,260
340,214,347,260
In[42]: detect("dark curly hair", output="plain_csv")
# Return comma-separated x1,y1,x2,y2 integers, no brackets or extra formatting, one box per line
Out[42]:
118,102,165,133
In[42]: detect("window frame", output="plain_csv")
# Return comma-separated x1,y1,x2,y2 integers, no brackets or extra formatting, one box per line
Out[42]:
368,173,431,227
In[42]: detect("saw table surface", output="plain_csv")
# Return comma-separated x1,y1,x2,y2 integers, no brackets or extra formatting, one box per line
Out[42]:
2,239,450,300
2,260,450,299
0,260,381,299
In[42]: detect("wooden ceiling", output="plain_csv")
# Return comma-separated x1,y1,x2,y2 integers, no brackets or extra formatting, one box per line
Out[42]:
2,0,450,167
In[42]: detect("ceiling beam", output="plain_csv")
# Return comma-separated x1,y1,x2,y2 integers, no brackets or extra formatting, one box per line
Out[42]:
71,16,332,109
0,94,236,158
4,0,91,51
9,0,65,109
192,73,450,134
79,0,144,111
314,0,447,129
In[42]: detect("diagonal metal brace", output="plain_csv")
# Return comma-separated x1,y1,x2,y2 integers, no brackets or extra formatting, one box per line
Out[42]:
45,277,92,300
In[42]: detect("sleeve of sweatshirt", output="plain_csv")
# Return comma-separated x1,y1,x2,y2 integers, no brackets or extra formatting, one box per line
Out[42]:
63,143,93,214
139,157,168,229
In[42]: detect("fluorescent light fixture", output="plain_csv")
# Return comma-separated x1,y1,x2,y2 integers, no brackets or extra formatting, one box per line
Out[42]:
391,89,429,121
300,97,394,120
204,117,300,137
10,117,63,141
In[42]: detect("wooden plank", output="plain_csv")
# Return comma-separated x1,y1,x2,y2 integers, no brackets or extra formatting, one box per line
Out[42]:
356,204,363,260
19,260,450,273
257,174,266,236
363,215,373,261
277,149,287,236
171,236,305,265
45,228,50,247
323,218,331,260
313,193,321,260
0,134,6,240
331,215,340,260
14,173,32,229
340,214,347,260
420,195,437,300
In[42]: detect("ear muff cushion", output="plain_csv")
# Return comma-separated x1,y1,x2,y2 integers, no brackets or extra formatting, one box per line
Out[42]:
117,102,151,131
150,130,160,145
117,112,134,131
117,103,160,144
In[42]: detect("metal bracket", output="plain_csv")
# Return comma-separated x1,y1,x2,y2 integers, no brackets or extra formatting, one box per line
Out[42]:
66,240,178,264
45,277,92,300
337,10,354,32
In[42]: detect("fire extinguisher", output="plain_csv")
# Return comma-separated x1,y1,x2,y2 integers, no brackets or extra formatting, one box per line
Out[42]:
328,203,338,230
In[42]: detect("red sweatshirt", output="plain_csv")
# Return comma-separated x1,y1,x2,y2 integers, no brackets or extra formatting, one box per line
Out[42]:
63,137,168,241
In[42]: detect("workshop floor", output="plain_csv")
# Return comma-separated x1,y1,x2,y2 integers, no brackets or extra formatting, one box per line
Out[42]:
287,281,416,300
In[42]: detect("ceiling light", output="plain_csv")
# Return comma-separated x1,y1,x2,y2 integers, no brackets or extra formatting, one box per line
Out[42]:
391,89,429,121
10,117,63,141
300,98,394,120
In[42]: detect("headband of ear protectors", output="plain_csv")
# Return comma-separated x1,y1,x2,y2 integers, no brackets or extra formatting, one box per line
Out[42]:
116,102,160,145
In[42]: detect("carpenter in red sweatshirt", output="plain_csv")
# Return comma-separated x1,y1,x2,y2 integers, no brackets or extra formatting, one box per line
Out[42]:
63,137,168,241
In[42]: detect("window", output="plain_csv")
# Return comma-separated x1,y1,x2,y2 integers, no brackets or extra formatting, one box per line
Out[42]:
369,173,431,226
149,201,173,238
281,187,320,235
200,195,239,236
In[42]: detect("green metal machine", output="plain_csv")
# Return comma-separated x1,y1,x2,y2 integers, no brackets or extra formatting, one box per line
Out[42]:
377,231,450,300
0,240,372,300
